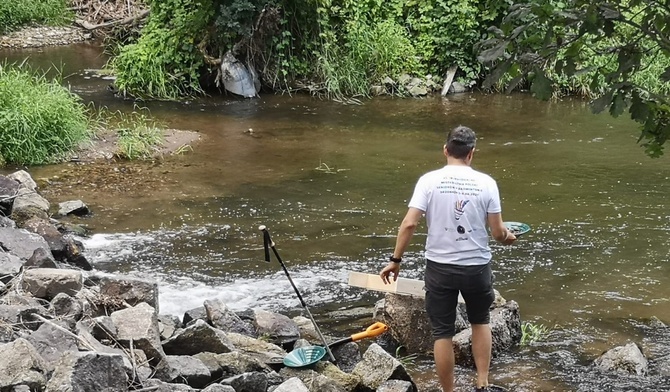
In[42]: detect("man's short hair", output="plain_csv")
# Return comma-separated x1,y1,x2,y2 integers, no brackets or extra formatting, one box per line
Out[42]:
446,125,476,159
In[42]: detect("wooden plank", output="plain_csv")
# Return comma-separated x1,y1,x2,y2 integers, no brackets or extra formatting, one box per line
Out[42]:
441,65,459,96
347,271,425,298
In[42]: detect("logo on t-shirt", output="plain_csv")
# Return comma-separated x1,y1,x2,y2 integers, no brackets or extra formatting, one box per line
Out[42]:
454,200,470,220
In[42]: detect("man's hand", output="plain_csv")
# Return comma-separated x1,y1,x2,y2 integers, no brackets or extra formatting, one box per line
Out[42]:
380,262,400,284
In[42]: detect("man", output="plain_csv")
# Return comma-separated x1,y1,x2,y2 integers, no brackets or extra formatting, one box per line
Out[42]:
380,125,516,392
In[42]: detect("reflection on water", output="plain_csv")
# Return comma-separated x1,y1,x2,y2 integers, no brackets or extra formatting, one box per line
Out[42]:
3,44,670,391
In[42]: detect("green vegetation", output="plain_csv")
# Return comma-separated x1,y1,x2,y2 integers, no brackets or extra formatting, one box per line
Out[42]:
110,0,216,99
520,322,551,346
97,107,165,160
478,0,670,157
111,0,508,100
0,64,90,166
394,345,419,368
0,0,70,34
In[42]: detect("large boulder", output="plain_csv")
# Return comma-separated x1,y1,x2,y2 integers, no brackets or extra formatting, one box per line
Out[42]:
0,227,51,261
25,320,79,371
162,319,235,356
153,355,211,388
205,298,257,337
352,343,415,391
46,352,128,392
22,268,83,300
453,300,522,366
88,274,159,311
0,338,49,391
111,302,166,367
253,308,300,345
594,342,648,376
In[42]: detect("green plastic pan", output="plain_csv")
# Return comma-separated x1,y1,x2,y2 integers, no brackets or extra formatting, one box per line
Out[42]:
504,221,532,237
283,322,388,368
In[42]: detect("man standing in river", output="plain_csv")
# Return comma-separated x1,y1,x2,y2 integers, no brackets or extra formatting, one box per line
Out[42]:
380,125,516,392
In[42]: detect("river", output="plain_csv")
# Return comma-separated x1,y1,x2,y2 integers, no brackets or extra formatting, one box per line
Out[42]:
2,42,670,391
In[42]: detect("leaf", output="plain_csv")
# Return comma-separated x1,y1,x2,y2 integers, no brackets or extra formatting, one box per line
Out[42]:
629,92,650,123
477,41,508,63
591,90,614,114
482,59,512,89
609,92,626,117
505,74,525,94
530,69,552,100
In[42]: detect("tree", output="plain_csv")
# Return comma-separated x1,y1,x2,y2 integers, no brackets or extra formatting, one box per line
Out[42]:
478,0,670,157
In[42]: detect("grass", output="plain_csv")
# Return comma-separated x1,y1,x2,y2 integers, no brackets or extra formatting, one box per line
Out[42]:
0,0,71,34
0,62,91,166
96,107,166,160
520,322,552,346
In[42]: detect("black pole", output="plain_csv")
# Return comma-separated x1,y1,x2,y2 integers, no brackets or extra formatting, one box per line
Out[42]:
258,225,336,362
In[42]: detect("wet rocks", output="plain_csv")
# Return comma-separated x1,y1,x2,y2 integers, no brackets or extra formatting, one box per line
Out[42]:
594,342,648,376
0,26,92,49
0,170,417,391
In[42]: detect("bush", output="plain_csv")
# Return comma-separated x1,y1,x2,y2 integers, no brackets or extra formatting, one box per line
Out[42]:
0,0,70,34
0,64,90,166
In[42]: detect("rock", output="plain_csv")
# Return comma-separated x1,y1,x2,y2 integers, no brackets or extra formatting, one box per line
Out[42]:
22,268,83,300
398,74,411,84
224,332,287,363
162,319,235,356
0,227,51,261
279,367,347,392
183,306,208,326
352,343,415,391
6,171,37,191
408,85,428,97
158,313,182,341
449,81,468,93
370,85,387,96
88,274,159,311
153,355,211,388
594,342,648,376
453,300,522,366
111,302,166,367
254,308,300,345
0,216,16,228
293,315,320,344
0,175,19,216
331,341,362,373
22,218,67,254
48,292,84,323
10,188,50,220
221,371,269,392
25,319,79,371
205,298,257,337
0,251,23,283
23,247,58,269
0,304,45,333
375,294,433,353
143,379,197,391
272,377,310,392
57,200,90,217
382,76,395,85
377,379,415,392
0,338,48,391
194,350,272,381
46,352,129,391
201,384,236,392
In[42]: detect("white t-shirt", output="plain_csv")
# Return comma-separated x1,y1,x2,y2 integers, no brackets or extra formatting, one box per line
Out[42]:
408,165,502,265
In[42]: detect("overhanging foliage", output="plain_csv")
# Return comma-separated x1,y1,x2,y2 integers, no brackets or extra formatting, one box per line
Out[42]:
478,0,670,157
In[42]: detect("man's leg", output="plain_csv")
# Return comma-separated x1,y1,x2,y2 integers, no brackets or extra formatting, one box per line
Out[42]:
471,323,492,388
434,337,455,392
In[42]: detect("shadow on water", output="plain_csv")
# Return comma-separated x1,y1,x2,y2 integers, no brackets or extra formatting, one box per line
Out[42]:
2,43,670,391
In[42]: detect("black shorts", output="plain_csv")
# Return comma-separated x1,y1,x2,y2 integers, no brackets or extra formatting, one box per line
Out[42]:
424,259,495,339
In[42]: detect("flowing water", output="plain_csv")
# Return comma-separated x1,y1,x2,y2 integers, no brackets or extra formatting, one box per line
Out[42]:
2,43,670,391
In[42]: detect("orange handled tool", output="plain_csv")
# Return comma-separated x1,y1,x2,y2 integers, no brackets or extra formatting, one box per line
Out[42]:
328,322,388,348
